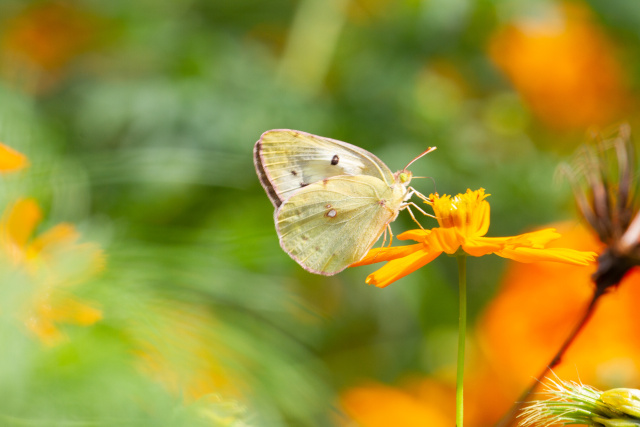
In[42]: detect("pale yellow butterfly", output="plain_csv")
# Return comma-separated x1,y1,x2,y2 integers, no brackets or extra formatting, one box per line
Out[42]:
254,129,435,275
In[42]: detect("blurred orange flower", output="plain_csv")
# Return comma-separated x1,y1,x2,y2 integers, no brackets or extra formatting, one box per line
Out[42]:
339,381,452,427
0,143,28,172
0,1,102,93
479,222,640,394
489,2,627,131
0,198,104,345
352,189,596,287
340,371,514,427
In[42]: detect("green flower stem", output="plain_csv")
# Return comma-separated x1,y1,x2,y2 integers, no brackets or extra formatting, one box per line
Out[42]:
456,254,467,427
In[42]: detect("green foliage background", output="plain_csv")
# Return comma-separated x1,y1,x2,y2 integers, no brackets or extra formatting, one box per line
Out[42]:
0,0,638,425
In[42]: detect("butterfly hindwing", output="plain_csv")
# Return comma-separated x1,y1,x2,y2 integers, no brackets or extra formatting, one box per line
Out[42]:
275,175,401,275
255,129,395,207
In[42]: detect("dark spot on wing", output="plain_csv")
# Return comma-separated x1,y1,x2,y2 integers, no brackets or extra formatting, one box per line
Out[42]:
322,179,329,186
300,182,309,187
314,246,320,251
325,209,337,218
331,155,339,165
325,204,332,208
302,235,309,241
291,170,298,176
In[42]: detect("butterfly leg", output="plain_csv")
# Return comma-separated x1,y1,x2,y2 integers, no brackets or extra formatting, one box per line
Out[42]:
371,224,394,263
409,186,433,204
405,187,436,219
407,201,431,217
402,203,425,229
378,224,393,248
380,225,388,248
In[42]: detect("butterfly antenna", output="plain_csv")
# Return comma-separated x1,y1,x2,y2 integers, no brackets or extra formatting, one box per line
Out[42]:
408,176,437,203
411,176,437,191
403,146,436,171
427,176,437,195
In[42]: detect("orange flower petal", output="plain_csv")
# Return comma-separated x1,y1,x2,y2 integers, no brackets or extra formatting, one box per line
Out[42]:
351,243,425,267
365,247,441,288
473,194,491,237
397,229,431,241
1,198,42,251
496,246,597,265
504,228,562,247
461,236,510,257
0,143,28,172
424,227,461,255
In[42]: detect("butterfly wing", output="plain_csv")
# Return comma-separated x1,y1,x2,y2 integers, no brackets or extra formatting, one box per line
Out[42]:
275,175,401,275
254,129,395,207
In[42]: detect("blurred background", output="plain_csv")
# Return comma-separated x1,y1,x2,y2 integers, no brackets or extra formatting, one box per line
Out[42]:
0,0,639,425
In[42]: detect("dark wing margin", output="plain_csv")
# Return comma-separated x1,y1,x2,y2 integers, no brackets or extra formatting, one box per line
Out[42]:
255,129,396,207
254,139,283,207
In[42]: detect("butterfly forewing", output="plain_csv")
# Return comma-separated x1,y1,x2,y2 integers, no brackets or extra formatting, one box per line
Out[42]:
255,129,395,207
275,175,403,275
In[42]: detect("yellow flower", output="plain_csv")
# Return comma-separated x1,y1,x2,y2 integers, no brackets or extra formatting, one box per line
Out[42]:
0,198,104,345
352,189,597,287
0,142,28,172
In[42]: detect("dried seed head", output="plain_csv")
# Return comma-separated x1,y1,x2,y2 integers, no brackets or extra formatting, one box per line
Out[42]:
562,124,640,292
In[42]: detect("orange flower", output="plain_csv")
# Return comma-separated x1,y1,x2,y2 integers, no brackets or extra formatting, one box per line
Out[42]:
339,381,452,427
352,189,596,287
489,2,626,131
339,373,513,427
0,198,103,345
0,143,28,172
0,1,102,93
342,223,640,427
479,222,640,395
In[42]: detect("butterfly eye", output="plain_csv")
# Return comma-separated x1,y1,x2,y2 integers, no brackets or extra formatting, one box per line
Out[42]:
399,172,410,183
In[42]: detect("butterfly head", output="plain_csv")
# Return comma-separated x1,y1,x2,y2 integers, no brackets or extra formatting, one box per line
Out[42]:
396,170,412,185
